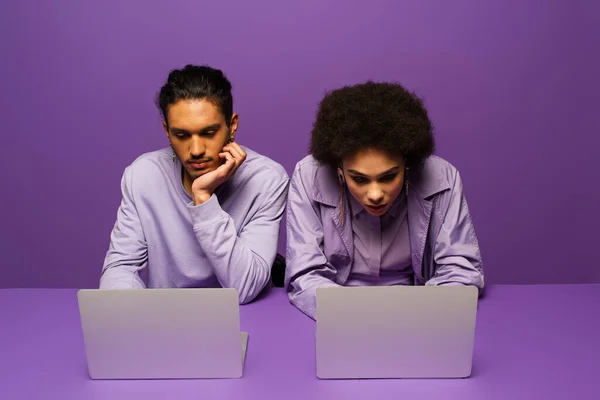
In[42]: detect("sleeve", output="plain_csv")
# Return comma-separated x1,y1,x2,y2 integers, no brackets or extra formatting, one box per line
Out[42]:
426,170,484,291
99,166,147,289
188,172,289,304
284,164,341,320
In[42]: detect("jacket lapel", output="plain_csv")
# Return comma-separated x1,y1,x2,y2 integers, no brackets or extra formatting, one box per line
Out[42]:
406,158,453,283
408,190,432,284
311,163,354,264
331,192,353,282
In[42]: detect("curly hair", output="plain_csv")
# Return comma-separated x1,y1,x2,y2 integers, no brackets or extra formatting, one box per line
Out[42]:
310,81,435,168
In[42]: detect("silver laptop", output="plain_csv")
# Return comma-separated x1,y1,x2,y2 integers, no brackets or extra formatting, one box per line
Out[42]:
315,285,478,379
77,288,248,379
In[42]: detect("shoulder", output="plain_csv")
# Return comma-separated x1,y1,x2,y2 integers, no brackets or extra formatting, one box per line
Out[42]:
290,154,322,185
235,146,289,188
288,155,339,206
289,155,324,194
121,147,172,187
125,147,171,173
411,155,462,198
421,155,460,181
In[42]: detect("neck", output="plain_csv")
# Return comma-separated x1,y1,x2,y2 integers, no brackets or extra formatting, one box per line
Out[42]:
182,167,193,195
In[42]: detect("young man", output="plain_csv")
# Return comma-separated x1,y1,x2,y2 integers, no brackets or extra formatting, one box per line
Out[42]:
100,65,289,304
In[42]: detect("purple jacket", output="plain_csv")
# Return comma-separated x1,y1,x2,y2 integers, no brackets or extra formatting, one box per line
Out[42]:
285,155,484,319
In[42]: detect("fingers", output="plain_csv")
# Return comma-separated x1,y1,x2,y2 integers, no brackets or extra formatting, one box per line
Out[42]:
217,151,236,176
223,142,247,165
222,143,246,177
191,147,241,196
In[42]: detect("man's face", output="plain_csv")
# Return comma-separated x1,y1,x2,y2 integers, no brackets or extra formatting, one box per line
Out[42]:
164,99,238,190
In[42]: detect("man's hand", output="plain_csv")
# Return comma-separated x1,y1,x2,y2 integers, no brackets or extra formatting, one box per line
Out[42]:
191,142,247,205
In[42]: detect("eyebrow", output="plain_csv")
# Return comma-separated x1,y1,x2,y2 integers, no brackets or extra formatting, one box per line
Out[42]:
169,123,221,134
347,166,401,178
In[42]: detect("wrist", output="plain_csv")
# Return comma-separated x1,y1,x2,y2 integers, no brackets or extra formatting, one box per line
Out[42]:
192,190,212,205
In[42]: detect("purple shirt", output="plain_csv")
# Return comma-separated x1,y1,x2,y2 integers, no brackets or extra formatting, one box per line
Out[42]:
285,155,484,319
345,191,414,286
100,146,289,304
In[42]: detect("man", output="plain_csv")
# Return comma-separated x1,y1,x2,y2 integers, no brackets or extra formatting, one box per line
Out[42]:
100,64,289,304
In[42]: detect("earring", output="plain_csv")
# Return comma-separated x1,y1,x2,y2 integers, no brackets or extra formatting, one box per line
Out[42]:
405,167,409,196
339,185,345,227
337,168,345,227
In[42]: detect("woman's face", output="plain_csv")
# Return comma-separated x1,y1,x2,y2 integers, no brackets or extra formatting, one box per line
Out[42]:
341,148,406,217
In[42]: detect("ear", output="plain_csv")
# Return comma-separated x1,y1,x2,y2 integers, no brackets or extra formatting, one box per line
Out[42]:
336,167,345,185
229,112,239,141
162,120,169,138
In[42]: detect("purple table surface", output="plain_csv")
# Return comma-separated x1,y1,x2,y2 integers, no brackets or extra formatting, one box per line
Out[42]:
1,284,599,400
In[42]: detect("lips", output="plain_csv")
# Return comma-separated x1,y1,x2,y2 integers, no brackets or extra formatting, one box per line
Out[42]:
188,160,211,169
366,204,387,213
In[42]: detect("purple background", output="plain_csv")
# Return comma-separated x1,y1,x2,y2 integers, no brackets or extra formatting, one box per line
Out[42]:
1,0,598,289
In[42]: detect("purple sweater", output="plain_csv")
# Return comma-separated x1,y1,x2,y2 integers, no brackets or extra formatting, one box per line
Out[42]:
100,146,289,304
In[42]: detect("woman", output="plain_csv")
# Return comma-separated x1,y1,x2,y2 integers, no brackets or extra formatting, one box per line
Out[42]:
285,81,484,319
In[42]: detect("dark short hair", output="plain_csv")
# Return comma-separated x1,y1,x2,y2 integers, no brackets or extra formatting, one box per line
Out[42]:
310,81,435,168
156,64,233,127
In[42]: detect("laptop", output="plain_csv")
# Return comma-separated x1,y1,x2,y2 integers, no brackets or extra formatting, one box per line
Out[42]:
315,285,478,379
77,288,248,379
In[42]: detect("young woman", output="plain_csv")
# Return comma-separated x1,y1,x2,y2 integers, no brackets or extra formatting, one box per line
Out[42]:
285,81,484,319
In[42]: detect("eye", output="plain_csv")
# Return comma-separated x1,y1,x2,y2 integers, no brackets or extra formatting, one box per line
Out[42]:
378,173,398,183
174,132,189,139
351,176,369,184
201,131,217,138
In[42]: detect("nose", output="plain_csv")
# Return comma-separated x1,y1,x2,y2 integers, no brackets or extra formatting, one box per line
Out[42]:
367,185,384,205
189,136,206,158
